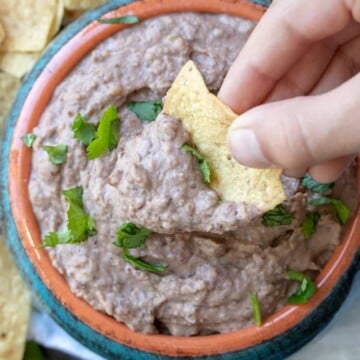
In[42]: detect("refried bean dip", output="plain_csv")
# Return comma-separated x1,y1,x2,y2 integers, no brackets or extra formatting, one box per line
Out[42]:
28,14,357,336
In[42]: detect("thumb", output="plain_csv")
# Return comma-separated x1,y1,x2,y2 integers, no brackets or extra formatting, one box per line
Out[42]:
227,74,360,170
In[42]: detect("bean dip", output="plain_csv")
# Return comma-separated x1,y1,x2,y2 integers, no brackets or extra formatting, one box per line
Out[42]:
29,13,357,336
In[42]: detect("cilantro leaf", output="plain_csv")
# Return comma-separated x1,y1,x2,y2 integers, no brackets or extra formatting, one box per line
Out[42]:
301,212,320,239
42,231,72,247
42,144,68,165
250,293,262,326
42,186,96,247
98,15,140,25
182,144,211,184
63,187,97,241
309,196,350,225
127,100,162,122
122,248,166,273
87,105,120,160
21,133,36,148
72,114,96,145
23,341,45,360
262,205,294,227
287,270,317,304
301,173,334,193
114,222,151,248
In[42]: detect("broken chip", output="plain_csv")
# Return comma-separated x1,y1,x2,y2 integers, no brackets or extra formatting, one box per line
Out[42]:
0,52,41,79
0,0,57,52
0,22,5,46
48,0,65,41
0,237,31,360
64,0,107,10
0,72,19,127
163,60,286,211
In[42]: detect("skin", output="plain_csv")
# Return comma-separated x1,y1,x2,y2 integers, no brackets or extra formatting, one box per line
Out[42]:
218,0,360,183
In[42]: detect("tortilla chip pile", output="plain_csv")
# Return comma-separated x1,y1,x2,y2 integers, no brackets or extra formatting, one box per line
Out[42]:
164,61,286,211
0,237,31,360
0,1,108,358
0,0,109,124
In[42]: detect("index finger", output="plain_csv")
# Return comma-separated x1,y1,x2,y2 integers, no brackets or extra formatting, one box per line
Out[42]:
218,0,352,113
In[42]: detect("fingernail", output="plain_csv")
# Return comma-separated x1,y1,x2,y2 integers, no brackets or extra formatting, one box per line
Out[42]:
228,129,274,168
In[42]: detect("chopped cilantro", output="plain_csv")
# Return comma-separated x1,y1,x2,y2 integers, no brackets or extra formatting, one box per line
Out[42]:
301,212,320,239
127,100,162,122
114,223,152,248
87,105,120,160
98,15,140,25
182,144,211,184
251,293,262,326
42,186,96,247
23,341,45,360
63,187,97,241
21,133,36,148
287,270,317,304
42,231,72,247
262,205,294,227
309,196,350,225
72,114,96,145
122,248,166,274
301,173,334,194
113,223,164,274
42,144,68,165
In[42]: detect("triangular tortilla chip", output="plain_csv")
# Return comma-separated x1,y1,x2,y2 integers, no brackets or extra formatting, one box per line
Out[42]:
164,60,286,211
0,237,31,360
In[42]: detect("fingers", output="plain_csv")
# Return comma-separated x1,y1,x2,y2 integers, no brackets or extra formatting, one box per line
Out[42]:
218,0,353,113
266,22,360,102
311,34,360,94
308,155,355,183
227,73,360,170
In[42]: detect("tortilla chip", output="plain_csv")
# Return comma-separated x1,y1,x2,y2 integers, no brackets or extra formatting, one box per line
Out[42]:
48,0,65,40
64,0,106,10
0,0,57,51
0,72,19,127
0,22,5,46
163,61,286,211
0,237,31,360
0,52,40,78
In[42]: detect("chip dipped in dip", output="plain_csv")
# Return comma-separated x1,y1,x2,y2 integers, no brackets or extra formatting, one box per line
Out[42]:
28,13,357,336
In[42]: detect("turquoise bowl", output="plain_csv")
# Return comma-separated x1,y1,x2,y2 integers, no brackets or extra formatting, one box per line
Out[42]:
1,0,359,359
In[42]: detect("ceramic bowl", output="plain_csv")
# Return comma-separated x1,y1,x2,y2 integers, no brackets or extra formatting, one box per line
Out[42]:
1,0,359,359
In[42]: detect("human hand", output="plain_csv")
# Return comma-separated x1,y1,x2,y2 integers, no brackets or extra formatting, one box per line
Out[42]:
219,0,360,182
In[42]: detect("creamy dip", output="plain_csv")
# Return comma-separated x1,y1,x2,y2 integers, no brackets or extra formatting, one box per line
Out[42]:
29,13,357,336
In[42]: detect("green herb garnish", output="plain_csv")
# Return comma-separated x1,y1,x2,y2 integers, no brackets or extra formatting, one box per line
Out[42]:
127,100,162,122
42,144,68,165
251,293,262,326
122,248,166,274
301,212,320,239
309,196,350,225
21,133,36,148
87,105,120,160
42,186,96,247
287,270,317,304
262,205,294,227
114,222,151,248
301,173,334,193
23,341,45,360
72,114,96,145
113,222,165,273
98,15,140,25
182,144,211,184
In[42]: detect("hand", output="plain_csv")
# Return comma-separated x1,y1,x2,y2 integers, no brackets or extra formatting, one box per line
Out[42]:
218,0,360,182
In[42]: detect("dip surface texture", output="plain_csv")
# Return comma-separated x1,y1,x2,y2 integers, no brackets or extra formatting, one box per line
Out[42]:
29,14,355,336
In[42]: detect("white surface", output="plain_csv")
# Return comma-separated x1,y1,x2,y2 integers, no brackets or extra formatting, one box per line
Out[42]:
29,272,360,360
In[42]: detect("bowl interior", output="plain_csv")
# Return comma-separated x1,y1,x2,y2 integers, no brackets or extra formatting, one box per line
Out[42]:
8,0,360,357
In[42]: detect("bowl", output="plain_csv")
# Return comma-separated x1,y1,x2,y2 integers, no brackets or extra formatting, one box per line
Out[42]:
1,0,360,359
